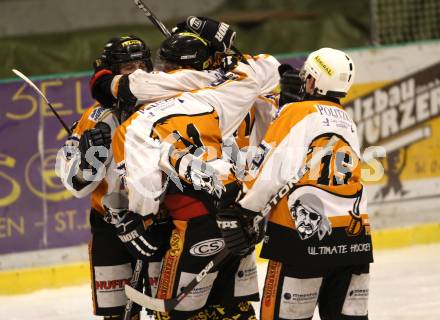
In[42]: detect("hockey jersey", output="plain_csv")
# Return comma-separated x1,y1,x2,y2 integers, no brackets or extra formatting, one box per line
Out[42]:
112,55,281,216
111,68,228,104
234,94,278,151
239,98,373,269
58,66,245,214
56,104,122,214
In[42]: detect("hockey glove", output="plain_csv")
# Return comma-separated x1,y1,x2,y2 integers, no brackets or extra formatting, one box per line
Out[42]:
279,64,304,107
116,74,138,121
90,58,116,108
78,122,111,171
215,180,242,210
115,211,166,261
216,205,265,256
151,213,173,258
177,16,236,53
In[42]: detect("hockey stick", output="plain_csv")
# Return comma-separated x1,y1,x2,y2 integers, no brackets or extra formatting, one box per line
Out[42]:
123,259,144,320
125,247,229,312
132,0,247,68
12,69,72,135
133,0,171,37
125,135,340,312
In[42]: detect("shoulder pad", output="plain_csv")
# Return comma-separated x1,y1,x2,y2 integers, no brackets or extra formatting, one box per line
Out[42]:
88,106,106,122
88,106,115,123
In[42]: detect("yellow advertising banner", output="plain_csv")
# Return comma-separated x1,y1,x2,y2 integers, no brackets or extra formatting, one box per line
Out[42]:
344,60,440,221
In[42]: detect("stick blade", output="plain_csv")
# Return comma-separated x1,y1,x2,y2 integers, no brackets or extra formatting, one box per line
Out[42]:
12,68,30,79
124,285,167,312
12,68,35,88
12,69,49,104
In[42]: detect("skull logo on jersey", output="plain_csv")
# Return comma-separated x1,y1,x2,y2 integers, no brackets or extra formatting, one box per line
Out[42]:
186,165,225,198
288,193,332,240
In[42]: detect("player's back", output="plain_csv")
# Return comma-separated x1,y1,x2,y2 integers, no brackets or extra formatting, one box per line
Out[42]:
242,98,373,268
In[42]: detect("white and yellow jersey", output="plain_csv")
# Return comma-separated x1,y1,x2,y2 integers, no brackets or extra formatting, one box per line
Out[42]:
57,64,257,214
112,55,280,216
234,93,278,151
230,93,278,178
110,54,280,108
249,93,279,148
111,68,225,104
239,99,373,267
56,105,121,214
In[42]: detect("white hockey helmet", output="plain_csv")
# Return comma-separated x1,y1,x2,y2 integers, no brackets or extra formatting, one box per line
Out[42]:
300,47,355,98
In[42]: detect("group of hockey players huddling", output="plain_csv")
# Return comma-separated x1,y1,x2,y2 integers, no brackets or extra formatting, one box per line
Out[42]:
57,16,373,320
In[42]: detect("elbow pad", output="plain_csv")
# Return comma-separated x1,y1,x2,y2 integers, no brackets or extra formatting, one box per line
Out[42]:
117,74,138,117
90,69,117,108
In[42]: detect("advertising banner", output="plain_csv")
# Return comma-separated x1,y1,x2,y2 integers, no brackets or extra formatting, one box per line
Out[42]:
345,61,440,218
0,75,94,254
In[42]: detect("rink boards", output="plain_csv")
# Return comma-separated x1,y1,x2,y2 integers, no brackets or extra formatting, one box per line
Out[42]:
1,222,440,295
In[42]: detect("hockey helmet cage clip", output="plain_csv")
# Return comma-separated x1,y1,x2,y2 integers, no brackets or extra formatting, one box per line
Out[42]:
300,48,355,98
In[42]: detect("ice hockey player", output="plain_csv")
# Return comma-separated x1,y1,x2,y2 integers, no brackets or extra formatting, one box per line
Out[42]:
217,48,374,319
89,24,236,111
56,35,171,320
89,17,277,171
110,17,280,320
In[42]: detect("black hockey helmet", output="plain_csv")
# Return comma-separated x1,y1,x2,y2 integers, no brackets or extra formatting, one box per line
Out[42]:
159,32,215,71
101,35,153,73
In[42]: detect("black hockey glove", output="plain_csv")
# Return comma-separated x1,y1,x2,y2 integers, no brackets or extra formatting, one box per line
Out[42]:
279,64,304,107
151,213,173,257
215,180,242,210
116,74,138,121
78,122,111,171
216,205,265,256
115,211,168,261
90,58,117,108
177,16,236,53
